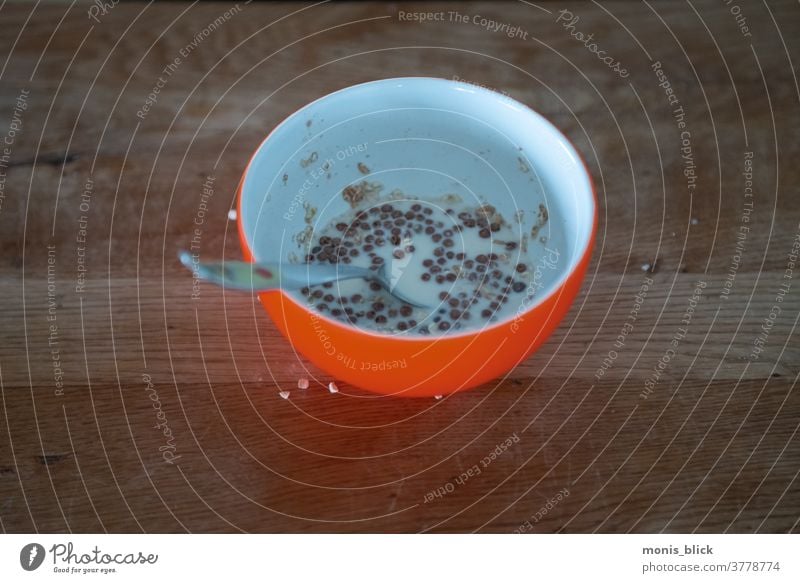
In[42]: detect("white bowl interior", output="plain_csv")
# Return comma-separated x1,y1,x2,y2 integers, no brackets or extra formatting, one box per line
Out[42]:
241,77,594,303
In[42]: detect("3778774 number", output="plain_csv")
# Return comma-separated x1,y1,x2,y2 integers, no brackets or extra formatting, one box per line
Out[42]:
729,561,780,572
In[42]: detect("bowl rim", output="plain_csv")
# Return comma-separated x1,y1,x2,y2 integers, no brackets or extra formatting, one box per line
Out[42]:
237,76,598,342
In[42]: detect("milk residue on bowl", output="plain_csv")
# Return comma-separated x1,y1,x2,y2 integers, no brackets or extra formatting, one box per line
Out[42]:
291,190,565,336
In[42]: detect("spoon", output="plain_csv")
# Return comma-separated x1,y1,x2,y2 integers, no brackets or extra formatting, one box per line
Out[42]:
178,251,429,308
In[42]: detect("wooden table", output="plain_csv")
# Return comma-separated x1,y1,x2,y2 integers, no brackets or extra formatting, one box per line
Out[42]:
1,1,798,533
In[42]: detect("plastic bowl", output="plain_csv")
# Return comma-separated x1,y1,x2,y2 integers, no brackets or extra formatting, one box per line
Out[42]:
237,77,596,397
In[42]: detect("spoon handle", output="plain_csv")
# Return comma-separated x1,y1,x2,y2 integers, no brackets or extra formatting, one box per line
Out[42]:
179,251,372,291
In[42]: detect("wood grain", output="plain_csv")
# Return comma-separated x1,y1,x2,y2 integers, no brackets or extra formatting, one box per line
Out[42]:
1,1,799,533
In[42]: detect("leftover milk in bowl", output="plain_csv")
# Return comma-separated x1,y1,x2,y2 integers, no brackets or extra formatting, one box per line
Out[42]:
292,191,565,336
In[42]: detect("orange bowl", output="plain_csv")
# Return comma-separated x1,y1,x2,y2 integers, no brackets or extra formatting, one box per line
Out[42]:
237,78,596,397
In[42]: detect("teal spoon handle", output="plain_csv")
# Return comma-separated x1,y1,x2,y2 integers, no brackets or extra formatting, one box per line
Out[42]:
179,251,374,291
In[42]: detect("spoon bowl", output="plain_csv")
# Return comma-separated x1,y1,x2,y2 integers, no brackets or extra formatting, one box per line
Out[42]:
179,251,429,308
